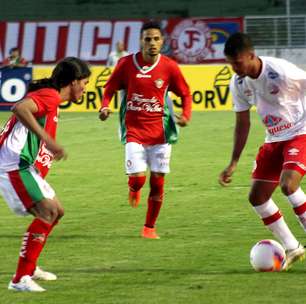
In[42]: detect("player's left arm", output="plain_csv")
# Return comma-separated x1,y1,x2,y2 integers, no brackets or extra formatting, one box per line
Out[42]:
169,63,192,127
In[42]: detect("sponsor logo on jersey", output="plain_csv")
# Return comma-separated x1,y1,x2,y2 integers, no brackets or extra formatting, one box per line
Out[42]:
36,143,53,169
263,115,282,127
263,115,293,135
136,73,151,78
154,78,164,89
288,148,299,156
53,116,58,123
127,93,162,113
268,71,279,79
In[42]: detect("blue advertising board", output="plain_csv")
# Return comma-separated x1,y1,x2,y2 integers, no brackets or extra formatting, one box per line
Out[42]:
0,67,32,111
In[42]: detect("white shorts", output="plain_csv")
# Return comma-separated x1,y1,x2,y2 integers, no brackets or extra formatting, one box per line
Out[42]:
125,142,172,174
0,166,55,216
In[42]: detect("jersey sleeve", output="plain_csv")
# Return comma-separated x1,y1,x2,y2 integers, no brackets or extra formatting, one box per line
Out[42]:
27,89,61,117
168,61,192,121
101,57,125,108
281,60,306,89
230,77,252,112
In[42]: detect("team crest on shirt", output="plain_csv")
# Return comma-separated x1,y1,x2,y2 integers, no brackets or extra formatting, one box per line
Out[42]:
154,78,164,89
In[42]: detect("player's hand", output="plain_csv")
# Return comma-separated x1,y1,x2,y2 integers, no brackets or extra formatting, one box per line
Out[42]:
46,141,67,161
219,163,237,187
175,114,188,127
99,107,112,121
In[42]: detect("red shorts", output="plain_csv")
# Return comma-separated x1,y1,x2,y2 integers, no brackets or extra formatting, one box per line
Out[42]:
252,134,306,182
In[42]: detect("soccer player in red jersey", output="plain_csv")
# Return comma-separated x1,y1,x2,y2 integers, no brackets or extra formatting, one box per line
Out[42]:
99,21,192,239
0,57,91,291
219,32,306,269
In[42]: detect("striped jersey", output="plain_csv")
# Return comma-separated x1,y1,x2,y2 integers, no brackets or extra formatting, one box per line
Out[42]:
0,88,62,177
231,56,306,143
102,52,192,145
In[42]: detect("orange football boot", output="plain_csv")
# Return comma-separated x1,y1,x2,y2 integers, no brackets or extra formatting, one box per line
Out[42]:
141,226,160,239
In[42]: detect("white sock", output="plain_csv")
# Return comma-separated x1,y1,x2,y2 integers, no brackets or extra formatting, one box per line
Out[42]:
287,187,306,231
253,199,299,250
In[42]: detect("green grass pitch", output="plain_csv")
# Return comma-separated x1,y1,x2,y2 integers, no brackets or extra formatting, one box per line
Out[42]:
0,111,305,304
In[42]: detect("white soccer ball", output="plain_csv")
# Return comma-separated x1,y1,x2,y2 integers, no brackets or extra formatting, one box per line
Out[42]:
250,239,286,272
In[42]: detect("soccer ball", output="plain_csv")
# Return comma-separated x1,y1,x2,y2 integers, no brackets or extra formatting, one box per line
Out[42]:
250,239,286,272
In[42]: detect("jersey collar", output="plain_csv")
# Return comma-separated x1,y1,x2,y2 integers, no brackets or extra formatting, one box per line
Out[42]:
133,53,161,74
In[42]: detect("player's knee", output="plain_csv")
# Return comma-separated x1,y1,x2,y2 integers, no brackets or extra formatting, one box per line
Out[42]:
39,208,58,224
248,190,269,206
35,200,59,224
279,180,298,196
128,175,146,192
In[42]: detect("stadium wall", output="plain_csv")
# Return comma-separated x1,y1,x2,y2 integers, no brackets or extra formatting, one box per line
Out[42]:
0,0,300,21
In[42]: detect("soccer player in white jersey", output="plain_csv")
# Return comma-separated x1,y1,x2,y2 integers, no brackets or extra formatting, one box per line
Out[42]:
219,32,306,270
0,57,90,291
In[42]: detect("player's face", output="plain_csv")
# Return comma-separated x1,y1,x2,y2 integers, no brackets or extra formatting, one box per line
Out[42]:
226,51,255,77
141,29,164,57
69,78,89,101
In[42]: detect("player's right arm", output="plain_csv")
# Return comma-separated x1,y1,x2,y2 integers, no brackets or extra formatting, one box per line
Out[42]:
219,110,251,186
12,98,66,160
99,57,125,121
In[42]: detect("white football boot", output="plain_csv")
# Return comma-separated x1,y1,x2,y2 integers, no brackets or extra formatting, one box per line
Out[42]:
32,266,57,281
283,243,305,270
8,275,46,292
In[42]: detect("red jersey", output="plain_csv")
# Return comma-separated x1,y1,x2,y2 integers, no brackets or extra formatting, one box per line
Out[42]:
0,88,61,178
102,52,192,145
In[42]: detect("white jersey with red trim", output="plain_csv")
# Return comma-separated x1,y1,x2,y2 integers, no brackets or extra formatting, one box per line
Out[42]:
231,56,306,143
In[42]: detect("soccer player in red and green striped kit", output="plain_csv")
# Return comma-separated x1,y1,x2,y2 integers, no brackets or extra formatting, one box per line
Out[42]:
99,21,192,239
0,57,91,291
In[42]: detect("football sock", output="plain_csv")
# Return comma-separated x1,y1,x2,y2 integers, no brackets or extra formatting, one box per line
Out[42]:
13,218,52,283
128,175,146,192
253,199,299,250
287,187,306,231
145,175,164,228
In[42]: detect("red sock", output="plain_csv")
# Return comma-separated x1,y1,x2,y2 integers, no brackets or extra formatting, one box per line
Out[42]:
145,175,164,228
13,218,52,283
128,175,146,192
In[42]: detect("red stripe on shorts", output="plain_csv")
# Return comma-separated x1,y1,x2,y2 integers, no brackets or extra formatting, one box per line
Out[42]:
294,202,306,215
262,211,282,225
8,170,34,210
283,163,306,176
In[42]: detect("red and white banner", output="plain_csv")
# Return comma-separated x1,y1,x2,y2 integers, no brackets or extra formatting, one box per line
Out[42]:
0,18,242,65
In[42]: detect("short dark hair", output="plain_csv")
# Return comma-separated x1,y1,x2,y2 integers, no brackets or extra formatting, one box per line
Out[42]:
224,32,254,57
140,21,163,36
